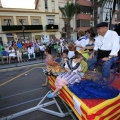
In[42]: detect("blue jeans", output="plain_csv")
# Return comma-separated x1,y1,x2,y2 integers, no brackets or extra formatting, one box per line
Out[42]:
87,56,118,78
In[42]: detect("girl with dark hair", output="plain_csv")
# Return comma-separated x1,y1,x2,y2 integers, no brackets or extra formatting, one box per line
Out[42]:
42,48,59,87
47,51,85,98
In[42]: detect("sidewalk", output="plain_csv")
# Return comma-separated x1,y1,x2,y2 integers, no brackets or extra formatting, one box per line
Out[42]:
0,59,46,69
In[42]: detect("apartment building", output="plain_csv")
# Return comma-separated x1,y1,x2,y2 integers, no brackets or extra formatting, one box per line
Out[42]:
76,0,94,31
0,0,76,44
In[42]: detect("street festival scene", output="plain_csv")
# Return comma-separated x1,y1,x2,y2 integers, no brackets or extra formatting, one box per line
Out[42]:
0,0,120,120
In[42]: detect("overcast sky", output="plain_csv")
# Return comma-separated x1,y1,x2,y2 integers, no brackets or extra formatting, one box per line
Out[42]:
1,0,35,9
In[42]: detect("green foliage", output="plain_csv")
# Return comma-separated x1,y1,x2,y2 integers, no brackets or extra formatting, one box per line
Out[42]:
59,1,79,21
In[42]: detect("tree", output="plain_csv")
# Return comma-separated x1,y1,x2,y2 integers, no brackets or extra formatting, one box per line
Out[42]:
59,1,79,41
91,0,120,28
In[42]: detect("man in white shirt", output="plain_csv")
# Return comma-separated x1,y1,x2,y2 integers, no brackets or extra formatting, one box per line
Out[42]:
88,22,119,80
28,46,36,60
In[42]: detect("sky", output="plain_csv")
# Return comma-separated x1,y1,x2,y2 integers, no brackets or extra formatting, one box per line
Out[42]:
1,0,35,9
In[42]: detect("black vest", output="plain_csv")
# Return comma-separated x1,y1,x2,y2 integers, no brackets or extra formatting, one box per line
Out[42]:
97,49,111,60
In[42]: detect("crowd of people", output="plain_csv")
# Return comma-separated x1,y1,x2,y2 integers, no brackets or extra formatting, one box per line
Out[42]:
0,38,60,64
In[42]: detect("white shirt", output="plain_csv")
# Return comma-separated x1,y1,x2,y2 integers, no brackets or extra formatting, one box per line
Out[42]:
8,49,16,57
94,30,119,56
39,45,46,51
65,60,81,73
75,36,87,51
28,47,34,54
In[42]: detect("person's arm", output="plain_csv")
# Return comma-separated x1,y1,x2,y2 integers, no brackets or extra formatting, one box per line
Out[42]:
89,50,96,59
109,32,119,57
64,62,71,73
47,56,59,66
85,45,94,50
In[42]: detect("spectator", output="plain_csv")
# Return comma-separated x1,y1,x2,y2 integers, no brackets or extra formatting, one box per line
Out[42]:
1,48,8,64
16,47,22,63
8,46,16,64
39,43,46,59
21,46,28,62
28,46,35,60
16,40,22,52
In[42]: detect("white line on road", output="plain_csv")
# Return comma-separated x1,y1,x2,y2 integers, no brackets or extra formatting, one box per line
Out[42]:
0,87,44,100
0,96,44,111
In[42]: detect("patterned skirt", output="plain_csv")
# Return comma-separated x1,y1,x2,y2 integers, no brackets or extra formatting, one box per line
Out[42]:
55,72,81,89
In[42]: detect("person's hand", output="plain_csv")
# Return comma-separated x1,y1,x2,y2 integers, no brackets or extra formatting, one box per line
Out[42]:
80,48,85,53
89,54,94,59
102,57,110,61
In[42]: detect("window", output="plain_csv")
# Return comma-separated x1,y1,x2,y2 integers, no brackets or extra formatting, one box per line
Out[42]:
48,19,54,24
77,20,80,27
33,19,40,25
45,0,48,9
4,19,12,26
35,35,41,40
80,20,90,27
79,6,93,15
19,19,26,25
51,0,55,12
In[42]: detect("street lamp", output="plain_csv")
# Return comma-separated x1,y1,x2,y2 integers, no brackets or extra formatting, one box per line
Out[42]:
19,19,25,40
105,12,109,22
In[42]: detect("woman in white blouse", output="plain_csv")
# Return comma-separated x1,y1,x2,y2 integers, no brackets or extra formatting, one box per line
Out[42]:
8,46,16,64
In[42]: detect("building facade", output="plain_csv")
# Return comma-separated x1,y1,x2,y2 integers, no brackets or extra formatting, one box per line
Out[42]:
0,0,76,44
76,0,94,31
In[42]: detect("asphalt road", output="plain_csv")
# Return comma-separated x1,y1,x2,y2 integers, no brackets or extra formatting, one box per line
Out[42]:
0,66,75,120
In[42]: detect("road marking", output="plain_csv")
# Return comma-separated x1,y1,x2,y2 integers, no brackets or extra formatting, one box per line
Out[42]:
0,67,36,87
0,97,44,111
0,87,43,100
0,63,45,72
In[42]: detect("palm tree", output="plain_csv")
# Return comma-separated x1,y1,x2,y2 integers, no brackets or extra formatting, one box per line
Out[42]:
59,1,79,41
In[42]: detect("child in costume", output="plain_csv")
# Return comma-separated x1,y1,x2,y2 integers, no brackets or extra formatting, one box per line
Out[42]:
47,51,85,98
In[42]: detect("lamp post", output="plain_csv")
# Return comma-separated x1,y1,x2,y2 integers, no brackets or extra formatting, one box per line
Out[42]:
19,20,25,40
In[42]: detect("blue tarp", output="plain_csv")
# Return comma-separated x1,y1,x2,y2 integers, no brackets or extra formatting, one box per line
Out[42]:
68,80,119,99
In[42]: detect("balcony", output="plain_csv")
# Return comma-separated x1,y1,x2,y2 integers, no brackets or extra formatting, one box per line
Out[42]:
46,24,59,31
77,14,92,20
77,0,92,7
2,25,43,32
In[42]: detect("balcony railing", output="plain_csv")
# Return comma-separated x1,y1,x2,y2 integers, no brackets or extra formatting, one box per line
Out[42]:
2,25,43,31
46,24,59,31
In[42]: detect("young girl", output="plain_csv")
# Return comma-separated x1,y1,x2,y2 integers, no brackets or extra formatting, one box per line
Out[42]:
42,48,59,87
47,51,84,98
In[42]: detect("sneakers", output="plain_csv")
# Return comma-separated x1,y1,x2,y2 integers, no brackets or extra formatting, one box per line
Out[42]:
47,92,59,98
47,93,53,98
